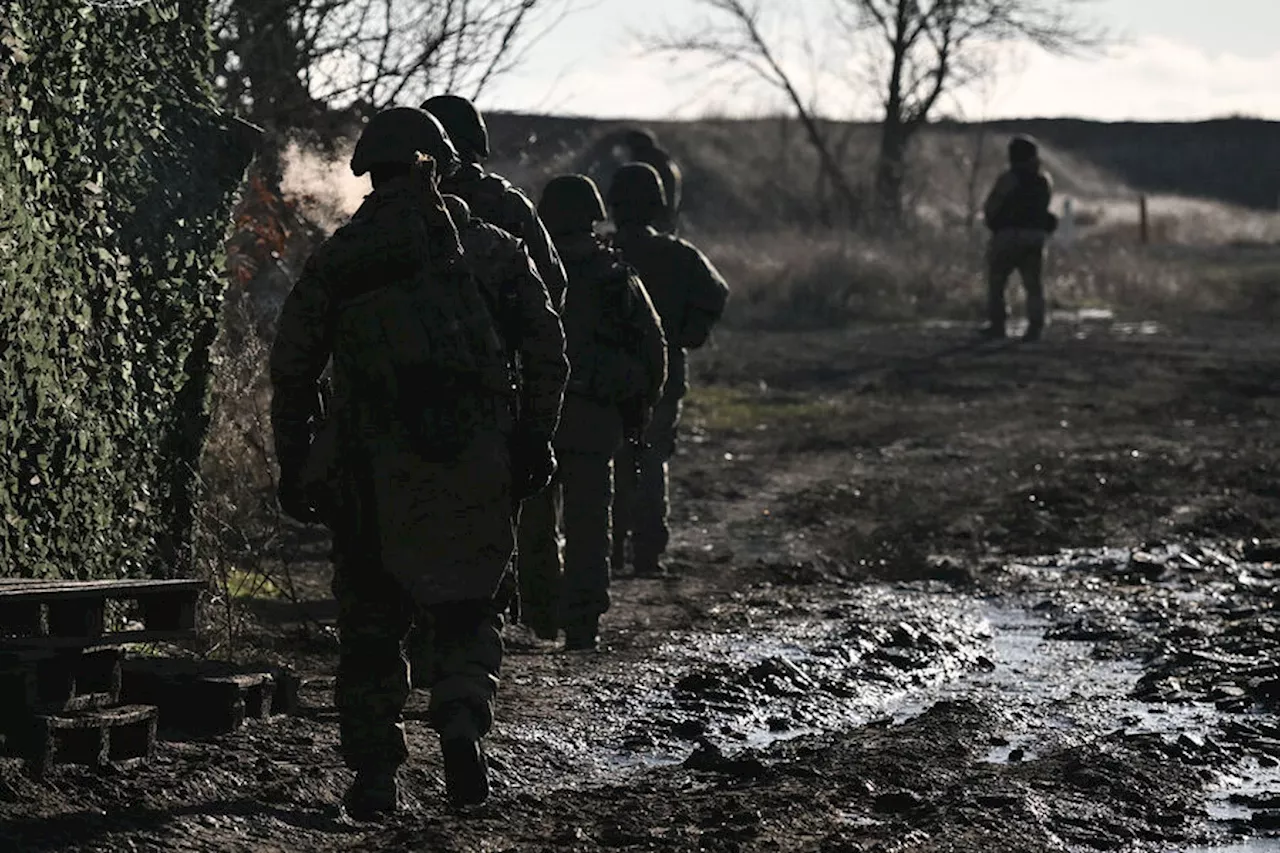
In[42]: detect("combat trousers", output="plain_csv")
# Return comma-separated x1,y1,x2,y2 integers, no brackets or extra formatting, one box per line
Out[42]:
987,230,1047,336
612,396,682,574
516,484,561,639
333,553,503,772
559,451,615,631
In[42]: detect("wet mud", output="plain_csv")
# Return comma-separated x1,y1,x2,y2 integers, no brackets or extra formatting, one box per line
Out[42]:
2,318,1278,851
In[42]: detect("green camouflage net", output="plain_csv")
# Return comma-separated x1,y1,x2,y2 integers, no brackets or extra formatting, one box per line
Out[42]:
0,1,254,579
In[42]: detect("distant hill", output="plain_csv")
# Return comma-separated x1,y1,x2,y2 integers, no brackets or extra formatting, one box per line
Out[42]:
482,113,1280,233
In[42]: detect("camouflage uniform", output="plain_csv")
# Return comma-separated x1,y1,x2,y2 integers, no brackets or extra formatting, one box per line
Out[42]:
270,108,566,814
518,174,667,647
983,135,1057,341
422,95,568,310
606,164,728,577
404,195,570,658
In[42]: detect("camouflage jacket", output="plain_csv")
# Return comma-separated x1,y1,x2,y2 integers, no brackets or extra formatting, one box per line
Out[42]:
984,166,1056,234
554,232,666,453
440,163,568,311
453,209,568,441
611,225,728,400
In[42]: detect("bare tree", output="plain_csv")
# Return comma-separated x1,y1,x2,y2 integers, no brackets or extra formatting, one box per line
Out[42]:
649,0,864,224
839,0,1105,220
211,0,568,128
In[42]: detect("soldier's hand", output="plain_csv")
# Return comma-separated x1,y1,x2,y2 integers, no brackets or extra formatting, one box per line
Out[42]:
278,477,322,525
511,430,556,501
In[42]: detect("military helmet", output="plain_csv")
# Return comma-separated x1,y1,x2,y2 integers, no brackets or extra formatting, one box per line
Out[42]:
606,162,667,222
1008,134,1039,164
539,174,606,234
623,128,657,152
421,95,490,162
350,106,460,177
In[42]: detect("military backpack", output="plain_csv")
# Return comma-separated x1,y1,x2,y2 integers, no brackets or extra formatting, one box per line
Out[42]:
323,183,514,458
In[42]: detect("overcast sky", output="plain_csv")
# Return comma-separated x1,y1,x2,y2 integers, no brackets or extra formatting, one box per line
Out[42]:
481,0,1280,121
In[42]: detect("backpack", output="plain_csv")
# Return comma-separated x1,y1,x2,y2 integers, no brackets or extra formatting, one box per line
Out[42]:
563,245,650,405
324,189,514,459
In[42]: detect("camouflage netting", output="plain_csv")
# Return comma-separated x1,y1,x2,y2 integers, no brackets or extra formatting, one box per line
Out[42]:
0,1,255,579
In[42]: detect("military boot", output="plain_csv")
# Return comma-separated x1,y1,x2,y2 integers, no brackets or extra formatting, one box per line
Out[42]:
441,736,490,807
343,767,399,820
563,616,599,652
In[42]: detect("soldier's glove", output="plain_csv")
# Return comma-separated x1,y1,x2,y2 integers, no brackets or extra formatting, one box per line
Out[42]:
511,427,557,502
278,478,322,525
276,440,322,525
619,396,650,439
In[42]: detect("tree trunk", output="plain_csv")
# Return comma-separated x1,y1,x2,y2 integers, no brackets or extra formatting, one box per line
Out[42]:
874,118,911,223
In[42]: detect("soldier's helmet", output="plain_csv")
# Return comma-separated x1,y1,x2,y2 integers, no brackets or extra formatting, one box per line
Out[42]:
606,162,667,223
538,174,606,234
623,128,657,152
350,106,461,178
421,95,490,162
1008,135,1039,165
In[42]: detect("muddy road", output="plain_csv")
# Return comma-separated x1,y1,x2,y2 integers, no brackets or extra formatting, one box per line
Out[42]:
3,317,1279,852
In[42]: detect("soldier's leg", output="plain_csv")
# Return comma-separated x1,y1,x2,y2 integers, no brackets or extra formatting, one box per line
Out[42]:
422,597,504,806
632,397,682,577
331,550,414,816
560,452,614,649
1019,245,1047,340
986,238,1015,336
515,483,562,639
611,442,636,573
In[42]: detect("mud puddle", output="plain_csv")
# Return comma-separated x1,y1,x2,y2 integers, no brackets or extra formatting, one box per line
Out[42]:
492,583,995,793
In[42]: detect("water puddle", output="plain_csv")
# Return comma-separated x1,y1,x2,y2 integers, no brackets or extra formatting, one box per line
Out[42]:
498,570,1279,848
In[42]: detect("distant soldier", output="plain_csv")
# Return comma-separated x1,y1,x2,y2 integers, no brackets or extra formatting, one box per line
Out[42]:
421,94,568,309
270,107,566,818
606,163,728,578
981,134,1058,342
621,128,682,234
518,174,667,650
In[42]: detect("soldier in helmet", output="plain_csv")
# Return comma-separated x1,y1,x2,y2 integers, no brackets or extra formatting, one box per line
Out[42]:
514,174,667,650
270,106,566,817
606,163,728,579
421,94,568,309
620,128,682,234
981,134,1058,342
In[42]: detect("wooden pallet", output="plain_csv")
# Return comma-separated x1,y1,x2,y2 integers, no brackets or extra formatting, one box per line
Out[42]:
10,704,158,776
0,647,123,729
121,658,301,735
0,578,205,649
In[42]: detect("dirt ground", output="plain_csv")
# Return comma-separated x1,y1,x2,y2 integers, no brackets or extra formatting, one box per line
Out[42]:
3,315,1280,852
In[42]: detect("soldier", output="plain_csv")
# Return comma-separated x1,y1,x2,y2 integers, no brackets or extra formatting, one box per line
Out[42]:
270,107,566,818
981,134,1059,342
519,174,667,650
621,128,682,234
606,163,728,579
421,94,568,309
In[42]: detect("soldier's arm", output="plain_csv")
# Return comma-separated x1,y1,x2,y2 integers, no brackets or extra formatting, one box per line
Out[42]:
675,242,729,350
982,171,1017,230
506,188,568,312
630,274,668,408
510,245,568,438
269,255,334,478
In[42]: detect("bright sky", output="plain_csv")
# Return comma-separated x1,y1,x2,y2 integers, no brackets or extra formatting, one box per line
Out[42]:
482,0,1280,121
